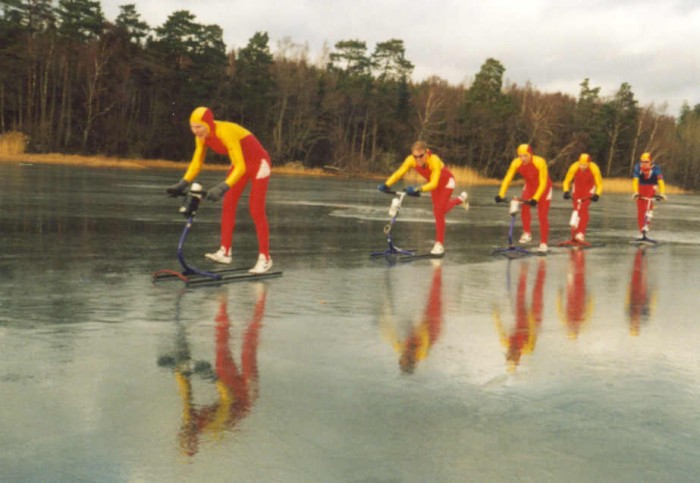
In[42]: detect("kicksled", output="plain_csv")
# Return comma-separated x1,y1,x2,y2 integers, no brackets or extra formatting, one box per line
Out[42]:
153,183,282,287
492,198,541,259
370,189,444,263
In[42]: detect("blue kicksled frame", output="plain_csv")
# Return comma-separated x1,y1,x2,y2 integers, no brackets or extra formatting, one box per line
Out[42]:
371,189,443,262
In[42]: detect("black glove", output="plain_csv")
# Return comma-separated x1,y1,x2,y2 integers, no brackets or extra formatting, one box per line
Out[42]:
654,194,666,201
591,194,599,202
563,191,571,200
526,199,538,206
377,183,389,193
205,182,230,202
494,195,505,203
405,185,421,197
166,179,190,197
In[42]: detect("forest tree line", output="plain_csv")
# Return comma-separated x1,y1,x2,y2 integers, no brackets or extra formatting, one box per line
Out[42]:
2,1,700,188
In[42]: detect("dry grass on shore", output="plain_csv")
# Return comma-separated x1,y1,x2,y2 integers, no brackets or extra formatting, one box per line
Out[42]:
0,131,687,194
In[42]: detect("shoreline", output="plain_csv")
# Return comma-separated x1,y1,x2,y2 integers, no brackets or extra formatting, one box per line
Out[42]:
0,152,688,194
0,152,373,178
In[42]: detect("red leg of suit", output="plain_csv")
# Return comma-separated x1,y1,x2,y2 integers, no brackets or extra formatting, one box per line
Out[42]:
636,197,653,231
220,176,246,253
575,198,591,236
521,204,532,235
637,186,656,231
536,197,550,244
220,175,270,258
430,186,456,244
249,177,270,257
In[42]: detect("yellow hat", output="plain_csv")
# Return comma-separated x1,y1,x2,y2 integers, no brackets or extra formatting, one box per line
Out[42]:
517,144,533,156
640,152,652,162
578,153,591,164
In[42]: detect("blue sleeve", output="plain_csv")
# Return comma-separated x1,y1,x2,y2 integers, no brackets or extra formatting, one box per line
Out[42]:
632,163,641,178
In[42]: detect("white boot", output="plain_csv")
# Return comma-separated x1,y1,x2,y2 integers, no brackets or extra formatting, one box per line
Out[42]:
458,191,470,211
430,242,445,255
205,246,232,264
249,253,273,274
519,232,532,244
538,243,548,253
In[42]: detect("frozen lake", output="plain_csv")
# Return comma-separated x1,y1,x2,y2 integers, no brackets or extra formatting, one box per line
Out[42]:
1,163,700,482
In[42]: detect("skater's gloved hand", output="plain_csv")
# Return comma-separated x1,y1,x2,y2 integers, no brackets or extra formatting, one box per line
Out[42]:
377,183,389,193
494,195,505,203
166,179,190,197
563,191,571,200
632,193,640,200
591,194,600,202
205,182,230,202
405,186,421,197
525,199,538,206
655,194,666,201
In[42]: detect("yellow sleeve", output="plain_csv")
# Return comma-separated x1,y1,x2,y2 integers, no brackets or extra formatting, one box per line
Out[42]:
590,162,603,195
523,312,537,354
183,137,207,182
492,308,509,348
657,178,666,195
385,155,416,187
562,163,578,193
498,158,521,198
632,178,639,194
421,154,444,192
219,123,247,187
532,156,549,201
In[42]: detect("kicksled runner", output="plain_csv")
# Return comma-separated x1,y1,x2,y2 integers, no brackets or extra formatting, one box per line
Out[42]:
153,183,282,287
371,189,444,263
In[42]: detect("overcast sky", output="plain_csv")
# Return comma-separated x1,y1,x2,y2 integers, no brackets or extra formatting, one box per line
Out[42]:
101,0,699,116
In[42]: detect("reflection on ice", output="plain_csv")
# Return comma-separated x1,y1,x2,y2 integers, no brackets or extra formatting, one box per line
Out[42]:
157,285,267,457
378,260,443,374
627,247,655,337
557,249,591,339
492,259,546,372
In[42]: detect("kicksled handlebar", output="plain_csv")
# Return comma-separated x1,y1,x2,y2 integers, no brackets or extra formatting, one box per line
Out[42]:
178,182,207,218
379,187,421,197
496,197,529,216
636,195,666,202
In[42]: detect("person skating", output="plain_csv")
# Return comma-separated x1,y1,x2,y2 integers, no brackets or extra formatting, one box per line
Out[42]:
495,144,553,253
561,153,603,242
378,141,468,255
167,107,272,274
632,152,666,237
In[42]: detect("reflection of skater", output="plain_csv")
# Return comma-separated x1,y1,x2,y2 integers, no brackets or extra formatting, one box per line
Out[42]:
627,248,654,336
561,153,603,242
557,250,592,339
632,152,666,237
166,107,272,273
495,144,552,253
379,261,443,374
378,141,468,255
493,259,547,372
166,285,267,456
